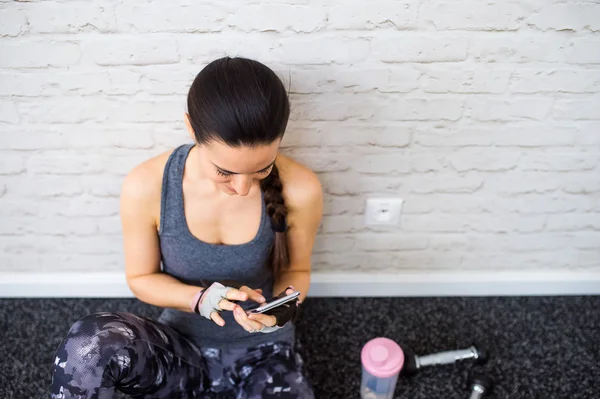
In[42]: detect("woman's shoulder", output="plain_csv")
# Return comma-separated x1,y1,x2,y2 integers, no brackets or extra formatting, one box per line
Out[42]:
277,154,323,212
120,148,175,210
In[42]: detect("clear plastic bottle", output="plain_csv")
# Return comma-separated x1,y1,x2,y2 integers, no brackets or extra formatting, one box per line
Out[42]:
360,337,405,399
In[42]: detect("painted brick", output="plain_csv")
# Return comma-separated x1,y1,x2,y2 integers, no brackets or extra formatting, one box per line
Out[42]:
26,2,117,33
467,97,553,121
407,173,484,194
176,33,279,65
0,70,142,97
0,101,19,124
511,69,600,94
0,5,27,36
520,152,598,172
355,152,446,174
566,37,600,64
282,123,412,148
420,2,528,31
547,215,600,232
17,98,183,124
278,36,371,64
447,149,520,172
228,5,326,32
0,39,81,68
414,124,579,148
0,154,26,175
327,2,417,30
116,2,224,33
3,175,84,197
313,235,355,253
528,4,600,32
323,197,365,216
469,33,568,63
376,98,464,121
83,36,180,66
373,35,468,62
554,97,600,120
289,67,421,94
27,154,105,175
282,149,353,172
483,172,561,194
291,94,374,121
414,125,494,147
354,234,429,251
493,125,578,147
422,69,511,94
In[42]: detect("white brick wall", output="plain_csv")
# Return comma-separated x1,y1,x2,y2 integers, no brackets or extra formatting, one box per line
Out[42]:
1,0,599,274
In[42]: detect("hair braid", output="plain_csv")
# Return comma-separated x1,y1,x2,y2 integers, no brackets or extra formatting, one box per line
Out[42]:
260,163,289,279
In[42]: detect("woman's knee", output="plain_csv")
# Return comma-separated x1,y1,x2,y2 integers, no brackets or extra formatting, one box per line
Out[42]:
51,312,144,396
56,312,140,365
241,346,315,399
245,370,314,399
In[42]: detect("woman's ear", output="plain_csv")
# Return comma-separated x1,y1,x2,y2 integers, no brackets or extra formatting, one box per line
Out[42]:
184,113,195,141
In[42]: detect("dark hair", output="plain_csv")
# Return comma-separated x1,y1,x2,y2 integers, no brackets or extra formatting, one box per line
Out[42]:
187,56,290,279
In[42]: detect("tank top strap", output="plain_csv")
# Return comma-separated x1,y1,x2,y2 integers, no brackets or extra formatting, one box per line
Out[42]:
159,143,194,235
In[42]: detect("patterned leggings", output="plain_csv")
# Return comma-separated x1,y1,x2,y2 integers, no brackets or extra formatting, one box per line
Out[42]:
50,312,314,399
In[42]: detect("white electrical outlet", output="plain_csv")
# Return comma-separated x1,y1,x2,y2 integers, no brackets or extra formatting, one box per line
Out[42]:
364,198,404,226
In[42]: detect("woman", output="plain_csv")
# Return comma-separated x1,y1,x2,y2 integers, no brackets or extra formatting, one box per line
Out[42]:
50,57,323,398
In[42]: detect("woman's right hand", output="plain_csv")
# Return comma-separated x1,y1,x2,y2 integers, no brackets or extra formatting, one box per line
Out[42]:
195,282,266,326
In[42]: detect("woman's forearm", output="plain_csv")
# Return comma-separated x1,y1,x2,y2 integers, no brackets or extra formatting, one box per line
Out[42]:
128,269,310,312
127,272,203,312
274,270,310,302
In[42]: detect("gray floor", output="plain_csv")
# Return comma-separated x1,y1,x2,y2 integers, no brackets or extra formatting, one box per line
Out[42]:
1,296,599,398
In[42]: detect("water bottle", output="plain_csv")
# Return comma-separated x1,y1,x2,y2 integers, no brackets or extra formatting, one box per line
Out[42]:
361,337,405,399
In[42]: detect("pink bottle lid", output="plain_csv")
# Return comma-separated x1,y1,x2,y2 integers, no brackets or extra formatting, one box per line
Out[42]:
361,337,405,379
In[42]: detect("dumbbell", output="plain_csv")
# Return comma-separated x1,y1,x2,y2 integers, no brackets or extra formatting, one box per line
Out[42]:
467,373,493,399
401,344,487,375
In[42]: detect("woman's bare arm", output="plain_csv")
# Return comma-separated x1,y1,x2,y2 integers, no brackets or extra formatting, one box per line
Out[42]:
120,159,201,312
273,159,324,302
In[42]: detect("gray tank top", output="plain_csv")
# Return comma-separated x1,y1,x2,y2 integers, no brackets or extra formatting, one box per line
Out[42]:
157,144,295,349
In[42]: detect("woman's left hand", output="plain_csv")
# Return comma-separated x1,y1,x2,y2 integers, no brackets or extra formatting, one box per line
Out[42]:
233,287,297,333
232,305,276,333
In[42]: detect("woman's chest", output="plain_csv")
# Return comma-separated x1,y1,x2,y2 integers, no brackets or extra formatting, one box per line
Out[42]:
159,233,273,286
184,189,264,246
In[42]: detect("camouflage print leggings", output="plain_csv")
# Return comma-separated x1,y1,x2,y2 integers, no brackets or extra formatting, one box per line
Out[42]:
50,312,314,399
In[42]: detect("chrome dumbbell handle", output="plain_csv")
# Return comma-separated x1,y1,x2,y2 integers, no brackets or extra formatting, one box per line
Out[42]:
416,345,481,368
468,383,486,399
467,373,492,399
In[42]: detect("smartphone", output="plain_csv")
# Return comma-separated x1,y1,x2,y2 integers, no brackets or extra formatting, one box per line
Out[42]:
245,291,300,314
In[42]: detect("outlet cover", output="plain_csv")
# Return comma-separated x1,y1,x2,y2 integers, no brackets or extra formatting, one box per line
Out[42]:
364,198,404,226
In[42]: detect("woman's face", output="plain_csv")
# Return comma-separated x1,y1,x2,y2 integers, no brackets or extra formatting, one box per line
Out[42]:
184,113,281,196
195,138,281,196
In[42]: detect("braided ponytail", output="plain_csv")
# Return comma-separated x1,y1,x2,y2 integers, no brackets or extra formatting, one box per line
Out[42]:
260,163,289,279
